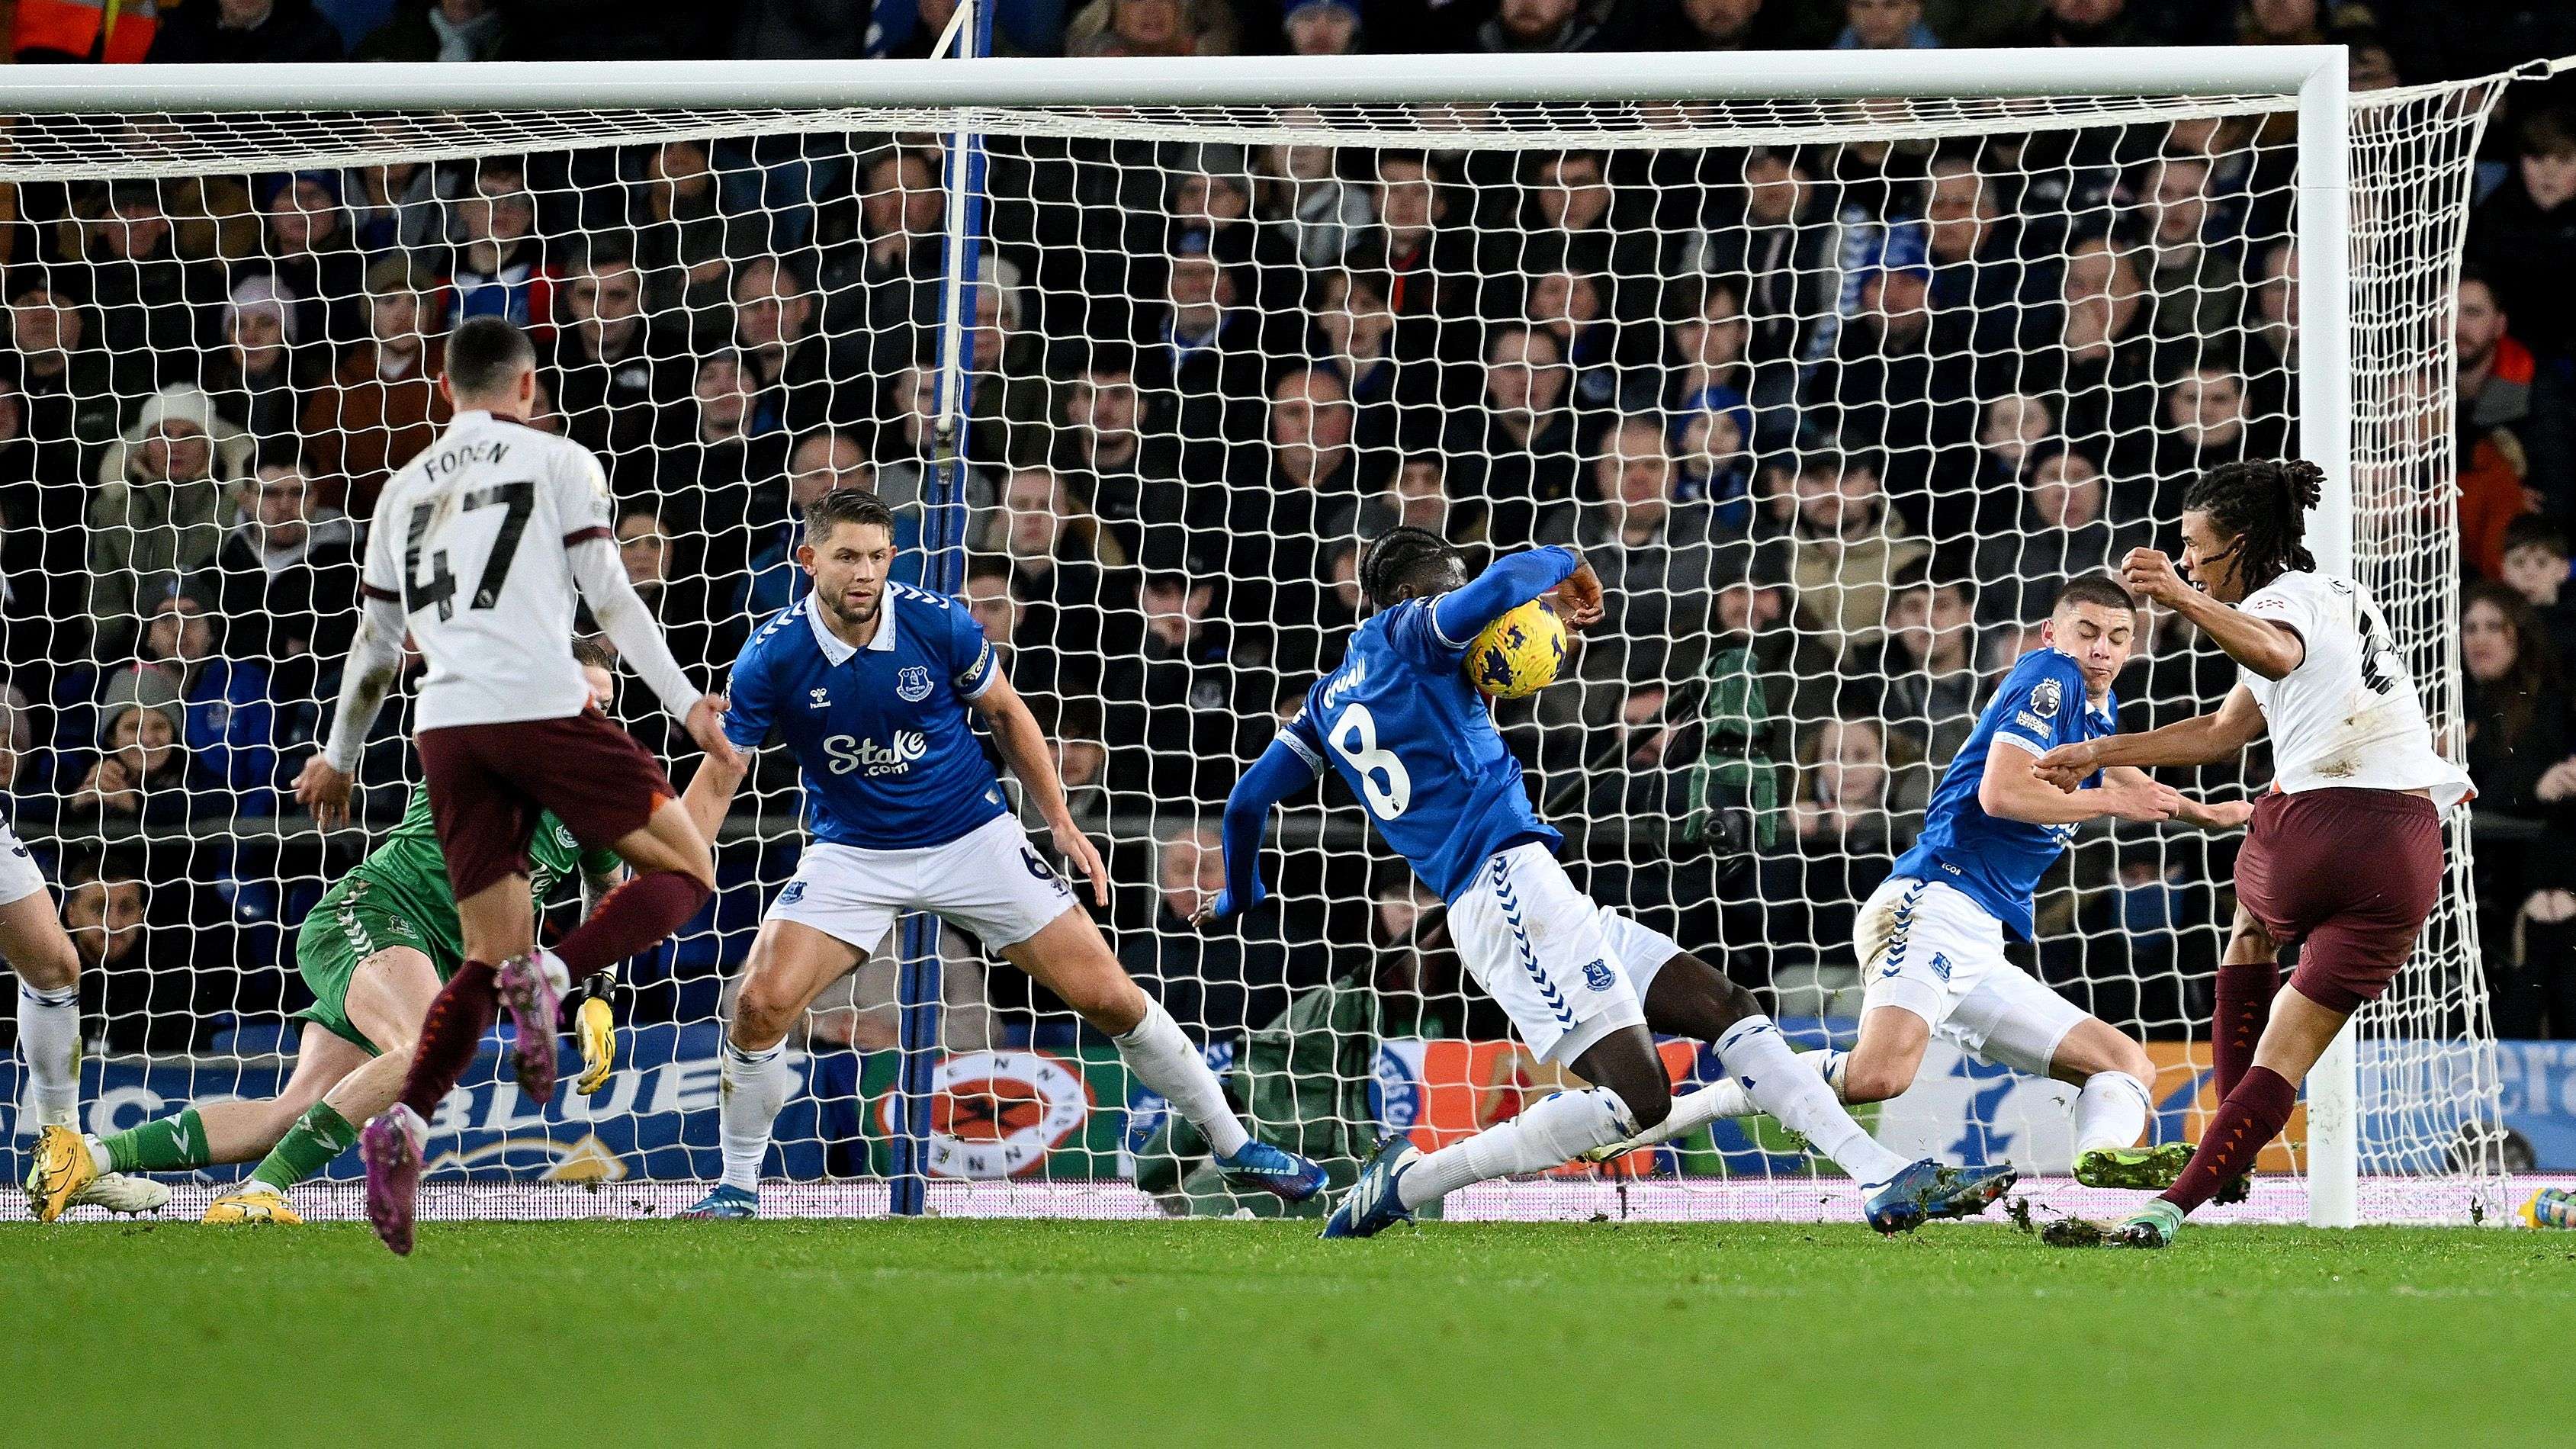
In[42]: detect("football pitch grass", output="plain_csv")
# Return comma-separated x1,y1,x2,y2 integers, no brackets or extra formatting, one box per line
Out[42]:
4,1217,2566,1446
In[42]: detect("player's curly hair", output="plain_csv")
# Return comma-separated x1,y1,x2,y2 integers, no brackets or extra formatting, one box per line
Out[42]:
2182,458,2322,591
1359,526,1460,610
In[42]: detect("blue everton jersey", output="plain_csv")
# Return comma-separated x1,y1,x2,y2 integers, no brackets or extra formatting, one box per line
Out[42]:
721,583,1010,852
1890,647,2117,940
1282,596,1559,905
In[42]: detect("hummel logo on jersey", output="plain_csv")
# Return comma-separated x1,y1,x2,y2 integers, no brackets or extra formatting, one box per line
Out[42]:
1582,959,1617,994
895,666,933,703
824,731,929,777
808,686,830,709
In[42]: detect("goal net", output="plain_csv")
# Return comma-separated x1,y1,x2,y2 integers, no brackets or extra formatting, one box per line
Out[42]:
0,53,2517,1226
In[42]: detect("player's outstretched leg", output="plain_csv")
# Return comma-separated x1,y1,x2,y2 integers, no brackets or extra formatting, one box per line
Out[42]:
1327,1024,1670,1238
2041,1018,2185,1190
1630,953,2015,1234
2116,987,2350,1248
1004,910,1325,1203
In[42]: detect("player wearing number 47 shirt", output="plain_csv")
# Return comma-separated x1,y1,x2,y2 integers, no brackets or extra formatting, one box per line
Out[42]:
2035,460,2473,1248
292,317,739,1257
1606,573,2252,1190
1206,527,2017,1239
671,488,1322,1219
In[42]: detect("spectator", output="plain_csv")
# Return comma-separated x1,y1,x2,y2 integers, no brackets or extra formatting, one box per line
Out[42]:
302,255,448,516
1055,358,1185,570
2462,581,2564,817
1308,267,1421,451
1335,453,1478,551
733,252,844,438
66,668,211,826
203,275,310,453
8,281,120,492
1971,447,2150,626
1540,415,1725,694
341,156,444,255
2020,0,2154,47
1370,151,1472,330
2456,268,2575,520
829,148,945,371
1657,278,1797,455
633,139,746,323
0,378,88,680
445,156,557,334
2468,107,2576,364
614,506,724,673
249,170,368,349
1836,0,1938,48
1476,0,1611,53
2133,153,2245,343
64,864,212,1054
1671,390,1755,529
1950,390,2060,540
1280,0,1360,53
145,0,346,62
1524,266,1624,413
1134,238,1264,485
543,246,675,496
654,349,792,577
2151,363,2281,524
1922,151,2052,371
870,361,1001,525
1651,0,1789,49
1065,0,1234,56
2044,233,2163,485
355,0,512,60
211,458,361,711
1446,324,1582,546
1229,365,1363,652
1252,126,1374,271
1762,715,1923,962
1104,570,1272,807
2500,515,2576,686
1678,149,1839,369
1781,451,1931,660
79,179,223,397
962,252,1055,467
1804,256,1955,492
742,429,877,618
1502,152,1659,309
978,464,1123,701
88,386,249,655
136,591,280,811
1866,568,1983,768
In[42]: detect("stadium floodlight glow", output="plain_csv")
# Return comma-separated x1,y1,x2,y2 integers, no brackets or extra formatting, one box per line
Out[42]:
0,47,2521,1229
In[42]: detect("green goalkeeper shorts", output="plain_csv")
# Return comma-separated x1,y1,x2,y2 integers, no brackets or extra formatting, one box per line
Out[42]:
291,879,442,1056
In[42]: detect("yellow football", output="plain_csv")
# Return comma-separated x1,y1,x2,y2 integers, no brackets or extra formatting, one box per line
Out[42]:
1465,599,1567,699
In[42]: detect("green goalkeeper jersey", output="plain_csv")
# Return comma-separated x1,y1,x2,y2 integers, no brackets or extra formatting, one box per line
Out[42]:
326,785,623,975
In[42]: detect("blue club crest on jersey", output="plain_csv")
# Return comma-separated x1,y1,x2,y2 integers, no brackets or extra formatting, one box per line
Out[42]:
895,666,933,702
779,880,807,905
1582,959,1617,994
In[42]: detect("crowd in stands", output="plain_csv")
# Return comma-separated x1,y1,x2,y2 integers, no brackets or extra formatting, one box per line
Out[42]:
3,0,2574,1059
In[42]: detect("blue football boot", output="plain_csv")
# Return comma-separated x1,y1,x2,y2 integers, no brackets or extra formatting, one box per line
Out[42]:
1864,1158,2018,1236
679,1184,760,1219
1319,1137,1421,1239
1215,1140,1329,1203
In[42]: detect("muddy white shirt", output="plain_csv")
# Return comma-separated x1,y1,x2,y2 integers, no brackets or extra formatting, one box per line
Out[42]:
358,410,696,731
2237,569,2471,808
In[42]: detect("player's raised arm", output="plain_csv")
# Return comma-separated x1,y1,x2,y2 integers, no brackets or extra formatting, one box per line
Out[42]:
1428,543,1603,644
1197,717,1327,927
680,634,775,843
1978,741,2180,825
2037,683,2266,785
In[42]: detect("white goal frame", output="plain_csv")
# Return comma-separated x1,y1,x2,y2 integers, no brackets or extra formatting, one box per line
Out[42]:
0,44,2449,1229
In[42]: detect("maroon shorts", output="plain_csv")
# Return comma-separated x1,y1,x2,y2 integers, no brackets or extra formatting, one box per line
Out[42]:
415,709,675,901
2234,787,2445,1014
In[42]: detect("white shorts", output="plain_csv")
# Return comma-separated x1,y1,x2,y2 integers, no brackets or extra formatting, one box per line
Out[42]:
766,814,1078,957
0,820,47,909
1444,843,1681,1065
1852,876,2086,1078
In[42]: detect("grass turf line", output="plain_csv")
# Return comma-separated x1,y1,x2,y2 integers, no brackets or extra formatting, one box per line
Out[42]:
2,1219,2565,1447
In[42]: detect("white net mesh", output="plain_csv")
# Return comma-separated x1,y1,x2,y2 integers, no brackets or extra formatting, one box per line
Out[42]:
0,69,2514,1224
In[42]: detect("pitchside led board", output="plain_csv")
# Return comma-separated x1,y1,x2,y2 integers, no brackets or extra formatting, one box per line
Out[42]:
8,1027,2572,1188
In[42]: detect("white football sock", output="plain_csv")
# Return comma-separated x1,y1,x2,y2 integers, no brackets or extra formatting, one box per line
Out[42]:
2070,1070,2154,1157
1625,1047,1848,1152
718,1037,791,1193
17,982,80,1126
1717,1017,1910,1187
1398,1087,1636,1210
1111,997,1250,1158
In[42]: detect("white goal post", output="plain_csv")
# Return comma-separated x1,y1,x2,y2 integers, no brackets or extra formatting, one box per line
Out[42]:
0,45,2520,1228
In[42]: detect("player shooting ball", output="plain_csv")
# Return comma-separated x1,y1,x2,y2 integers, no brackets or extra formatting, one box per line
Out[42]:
2034,459,2472,1248
1205,529,2016,1237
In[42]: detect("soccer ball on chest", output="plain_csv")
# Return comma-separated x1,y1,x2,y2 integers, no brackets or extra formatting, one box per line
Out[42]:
1466,599,1567,699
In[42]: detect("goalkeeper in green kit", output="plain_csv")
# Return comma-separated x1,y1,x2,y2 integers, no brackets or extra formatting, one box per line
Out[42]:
26,644,631,1225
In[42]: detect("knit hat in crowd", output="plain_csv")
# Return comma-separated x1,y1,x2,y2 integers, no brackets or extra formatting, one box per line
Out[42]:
97,663,185,747
227,273,300,345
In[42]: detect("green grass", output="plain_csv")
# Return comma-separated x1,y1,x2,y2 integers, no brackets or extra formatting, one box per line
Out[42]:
3,1218,2567,1447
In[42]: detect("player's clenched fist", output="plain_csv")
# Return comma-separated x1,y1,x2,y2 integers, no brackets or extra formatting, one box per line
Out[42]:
294,753,354,831
2118,547,2190,607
